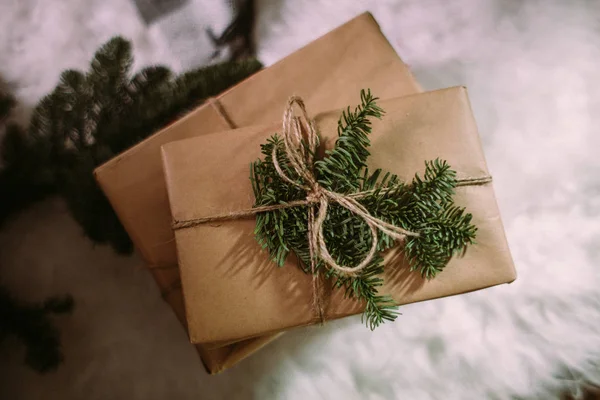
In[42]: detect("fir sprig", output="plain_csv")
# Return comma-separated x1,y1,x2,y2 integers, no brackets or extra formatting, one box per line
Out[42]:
0,37,262,252
0,288,74,373
315,89,384,193
251,89,477,329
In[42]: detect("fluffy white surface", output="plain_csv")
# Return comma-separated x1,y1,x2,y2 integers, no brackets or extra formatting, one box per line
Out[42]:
1,0,599,399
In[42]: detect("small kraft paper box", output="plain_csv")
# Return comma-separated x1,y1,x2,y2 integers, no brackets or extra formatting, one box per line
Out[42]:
94,12,421,373
161,87,517,344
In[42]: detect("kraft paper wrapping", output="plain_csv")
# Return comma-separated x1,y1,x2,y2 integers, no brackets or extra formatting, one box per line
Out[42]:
162,87,517,344
94,12,421,372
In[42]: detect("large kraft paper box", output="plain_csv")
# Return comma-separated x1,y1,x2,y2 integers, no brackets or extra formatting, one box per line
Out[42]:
161,87,517,344
94,12,421,373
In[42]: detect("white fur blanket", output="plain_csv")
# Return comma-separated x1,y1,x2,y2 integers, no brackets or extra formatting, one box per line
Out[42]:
1,0,599,399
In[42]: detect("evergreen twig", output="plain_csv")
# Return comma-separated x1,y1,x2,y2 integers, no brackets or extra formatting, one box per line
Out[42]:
251,89,477,329
0,88,74,373
0,37,262,252
0,287,74,373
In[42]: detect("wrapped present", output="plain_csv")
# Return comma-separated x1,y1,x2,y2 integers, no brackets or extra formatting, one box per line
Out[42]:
161,86,517,344
94,12,421,372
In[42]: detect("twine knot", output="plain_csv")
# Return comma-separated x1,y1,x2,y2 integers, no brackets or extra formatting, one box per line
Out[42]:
305,189,322,204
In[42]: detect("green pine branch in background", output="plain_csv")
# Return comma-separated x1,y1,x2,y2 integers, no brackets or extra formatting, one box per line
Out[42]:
0,88,53,219
0,287,74,373
0,39,260,371
0,88,75,373
0,37,262,253
0,288,74,372
251,90,477,329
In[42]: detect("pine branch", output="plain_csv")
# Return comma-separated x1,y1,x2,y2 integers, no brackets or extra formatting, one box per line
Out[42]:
0,286,74,373
252,89,477,329
0,87,76,374
0,36,262,253
315,89,384,194
88,37,132,93
0,87,56,224
252,136,308,267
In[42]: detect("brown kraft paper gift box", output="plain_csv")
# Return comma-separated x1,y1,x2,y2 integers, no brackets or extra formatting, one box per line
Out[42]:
94,12,421,373
161,87,517,345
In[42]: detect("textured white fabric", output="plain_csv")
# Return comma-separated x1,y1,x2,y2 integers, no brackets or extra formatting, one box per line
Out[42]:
1,0,599,399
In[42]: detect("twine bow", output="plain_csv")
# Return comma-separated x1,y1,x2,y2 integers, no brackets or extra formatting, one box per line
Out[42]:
275,97,420,279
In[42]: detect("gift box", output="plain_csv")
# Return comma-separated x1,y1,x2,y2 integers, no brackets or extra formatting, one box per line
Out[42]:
161,86,517,344
94,12,421,372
